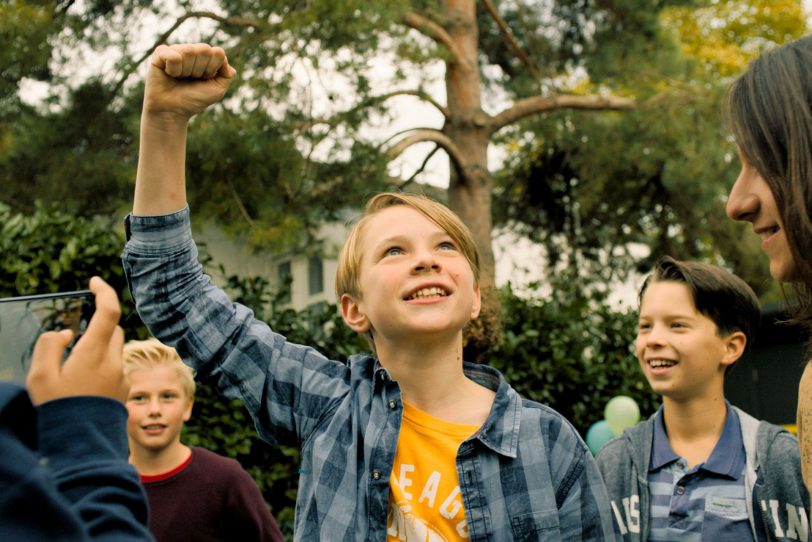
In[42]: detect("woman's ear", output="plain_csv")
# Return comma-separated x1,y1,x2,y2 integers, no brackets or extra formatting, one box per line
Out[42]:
341,294,370,334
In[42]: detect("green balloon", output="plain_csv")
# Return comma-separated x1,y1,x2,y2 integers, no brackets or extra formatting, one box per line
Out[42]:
604,395,640,435
586,420,616,455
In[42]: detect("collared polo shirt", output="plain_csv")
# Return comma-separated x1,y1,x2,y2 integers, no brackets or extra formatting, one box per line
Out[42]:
647,404,754,541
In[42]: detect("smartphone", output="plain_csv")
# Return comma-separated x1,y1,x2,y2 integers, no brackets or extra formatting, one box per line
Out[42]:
0,290,95,385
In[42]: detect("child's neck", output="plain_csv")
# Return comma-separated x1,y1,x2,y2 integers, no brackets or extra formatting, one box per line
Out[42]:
661,394,727,469
377,337,494,426
129,441,192,476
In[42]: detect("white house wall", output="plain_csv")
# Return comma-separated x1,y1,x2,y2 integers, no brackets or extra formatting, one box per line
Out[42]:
195,221,345,311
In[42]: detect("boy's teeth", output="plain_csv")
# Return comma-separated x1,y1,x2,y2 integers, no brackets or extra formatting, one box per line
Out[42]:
408,287,447,300
649,359,676,368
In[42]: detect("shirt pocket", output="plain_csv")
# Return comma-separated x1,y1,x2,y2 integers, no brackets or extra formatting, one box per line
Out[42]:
702,497,752,540
510,509,561,541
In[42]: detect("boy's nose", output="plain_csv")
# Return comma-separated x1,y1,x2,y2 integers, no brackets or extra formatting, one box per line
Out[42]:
643,326,666,347
412,251,440,273
147,399,161,414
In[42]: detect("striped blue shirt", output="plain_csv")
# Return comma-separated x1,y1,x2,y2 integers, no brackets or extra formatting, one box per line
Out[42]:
647,405,755,541
122,207,619,541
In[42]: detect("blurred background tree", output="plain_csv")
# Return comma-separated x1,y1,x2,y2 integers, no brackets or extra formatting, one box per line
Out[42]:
493,0,806,300
6,0,801,287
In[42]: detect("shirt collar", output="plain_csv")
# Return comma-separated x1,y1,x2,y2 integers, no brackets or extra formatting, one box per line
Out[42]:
462,362,521,458
650,406,679,471
365,356,522,458
649,401,745,479
703,403,745,478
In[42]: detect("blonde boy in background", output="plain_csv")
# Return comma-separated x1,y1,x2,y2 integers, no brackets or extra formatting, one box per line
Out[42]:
123,338,283,542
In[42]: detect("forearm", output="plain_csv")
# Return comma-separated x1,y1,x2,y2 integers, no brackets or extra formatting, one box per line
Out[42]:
133,43,235,216
133,113,189,216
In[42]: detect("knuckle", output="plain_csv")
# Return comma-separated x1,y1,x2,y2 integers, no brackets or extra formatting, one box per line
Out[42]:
97,301,121,320
192,43,210,55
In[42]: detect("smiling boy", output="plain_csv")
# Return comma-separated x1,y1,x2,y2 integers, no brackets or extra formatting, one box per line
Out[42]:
123,339,283,542
596,257,808,541
121,43,618,540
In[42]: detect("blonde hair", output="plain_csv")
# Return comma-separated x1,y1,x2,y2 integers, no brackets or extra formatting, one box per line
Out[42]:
122,338,196,399
335,192,481,301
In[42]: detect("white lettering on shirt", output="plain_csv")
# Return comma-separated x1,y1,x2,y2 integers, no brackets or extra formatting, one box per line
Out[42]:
439,486,462,519
786,503,809,541
418,471,441,508
610,501,628,535
399,464,415,501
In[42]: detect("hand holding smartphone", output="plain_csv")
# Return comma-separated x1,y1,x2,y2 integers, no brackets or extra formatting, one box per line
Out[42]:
26,276,128,404
0,290,95,385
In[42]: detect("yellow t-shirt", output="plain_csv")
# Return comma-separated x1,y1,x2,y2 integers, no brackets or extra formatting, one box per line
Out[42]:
387,401,480,541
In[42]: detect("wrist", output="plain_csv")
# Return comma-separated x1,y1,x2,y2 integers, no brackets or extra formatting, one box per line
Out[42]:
140,109,192,135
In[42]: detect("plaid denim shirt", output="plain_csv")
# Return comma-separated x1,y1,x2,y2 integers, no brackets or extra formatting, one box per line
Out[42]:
122,207,618,541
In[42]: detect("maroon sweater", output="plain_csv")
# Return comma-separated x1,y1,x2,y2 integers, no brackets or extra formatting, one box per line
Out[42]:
141,447,283,542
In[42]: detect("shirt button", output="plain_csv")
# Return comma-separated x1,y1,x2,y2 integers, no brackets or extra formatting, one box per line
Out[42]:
372,470,382,480
388,400,397,409
675,486,685,495
379,372,386,381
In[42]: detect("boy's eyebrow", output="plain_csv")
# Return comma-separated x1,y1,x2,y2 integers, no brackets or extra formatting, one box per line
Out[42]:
638,312,696,320
373,230,450,248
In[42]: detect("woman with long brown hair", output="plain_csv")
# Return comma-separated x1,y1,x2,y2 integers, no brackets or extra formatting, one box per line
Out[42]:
726,34,812,495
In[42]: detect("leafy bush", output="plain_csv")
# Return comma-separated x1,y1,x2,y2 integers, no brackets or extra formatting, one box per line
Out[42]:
484,281,658,432
0,202,146,337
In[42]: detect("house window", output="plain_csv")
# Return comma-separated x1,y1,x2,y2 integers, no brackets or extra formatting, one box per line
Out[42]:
277,261,292,303
308,255,324,295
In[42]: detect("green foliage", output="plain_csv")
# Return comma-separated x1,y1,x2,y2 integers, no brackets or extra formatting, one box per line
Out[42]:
492,1,806,296
185,109,390,252
0,203,146,337
4,0,801,294
664,0,808,78
0,82,139,218
0,202,120,293
484,279,658,432
1,0,57,115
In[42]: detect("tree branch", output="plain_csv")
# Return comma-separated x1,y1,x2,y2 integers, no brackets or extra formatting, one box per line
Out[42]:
297,89,448,134
400,144,442,188
481,0,541,80
225,178,257,228
386,129,466,174
490,93,636,133
402,11,465,65
364,89,448,118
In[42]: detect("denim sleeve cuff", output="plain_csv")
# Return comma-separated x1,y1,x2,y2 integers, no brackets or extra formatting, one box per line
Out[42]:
123,206,193,254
